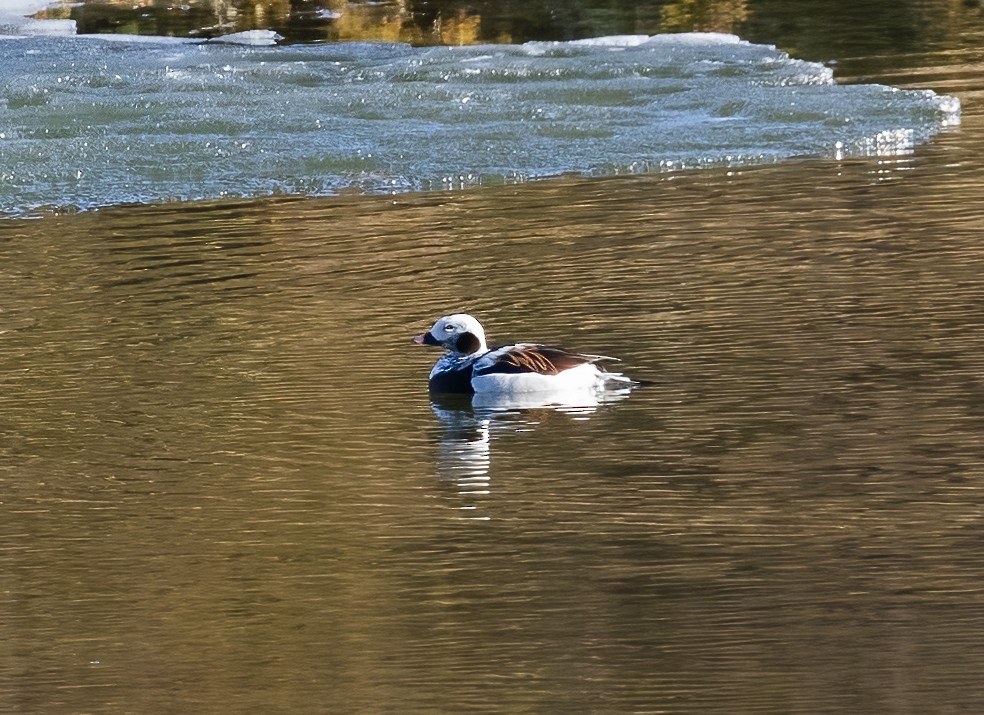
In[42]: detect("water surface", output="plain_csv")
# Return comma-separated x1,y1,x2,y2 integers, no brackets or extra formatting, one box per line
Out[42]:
1,26,984,715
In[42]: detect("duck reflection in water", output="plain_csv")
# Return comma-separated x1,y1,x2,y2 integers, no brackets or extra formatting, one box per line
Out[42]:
429,389,634,519
413,313,636,518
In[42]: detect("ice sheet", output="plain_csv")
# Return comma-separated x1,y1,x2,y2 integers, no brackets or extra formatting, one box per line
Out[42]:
0,33,961,216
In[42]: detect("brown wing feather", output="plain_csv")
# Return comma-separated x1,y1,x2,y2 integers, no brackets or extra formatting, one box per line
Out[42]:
494,345,594,376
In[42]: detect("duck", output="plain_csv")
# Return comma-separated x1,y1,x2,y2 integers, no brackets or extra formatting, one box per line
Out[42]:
412,313,633,395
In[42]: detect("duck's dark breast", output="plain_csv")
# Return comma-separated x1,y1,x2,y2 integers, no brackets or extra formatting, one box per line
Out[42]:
428,366,475,394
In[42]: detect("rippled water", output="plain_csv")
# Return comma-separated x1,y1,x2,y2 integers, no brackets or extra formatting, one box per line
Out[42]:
2,27,984,715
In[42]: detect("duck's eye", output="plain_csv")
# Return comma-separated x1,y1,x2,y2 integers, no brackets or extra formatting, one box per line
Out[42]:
444,325,455,332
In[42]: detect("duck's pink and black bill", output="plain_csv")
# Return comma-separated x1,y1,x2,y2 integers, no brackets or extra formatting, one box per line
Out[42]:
412,332,441,346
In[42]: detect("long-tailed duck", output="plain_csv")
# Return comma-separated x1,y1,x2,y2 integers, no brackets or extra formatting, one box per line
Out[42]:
412,313,633,394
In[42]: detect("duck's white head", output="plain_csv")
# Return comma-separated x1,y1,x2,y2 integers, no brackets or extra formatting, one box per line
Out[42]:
412,313,488,356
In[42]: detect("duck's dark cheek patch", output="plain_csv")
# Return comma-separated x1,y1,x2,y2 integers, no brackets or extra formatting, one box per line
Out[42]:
455,332,481,354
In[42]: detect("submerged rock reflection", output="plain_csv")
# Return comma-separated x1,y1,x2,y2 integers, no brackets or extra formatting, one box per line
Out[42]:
430,388,633,519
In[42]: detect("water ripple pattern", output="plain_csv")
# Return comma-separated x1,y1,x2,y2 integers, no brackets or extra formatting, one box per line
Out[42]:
0,32,960,216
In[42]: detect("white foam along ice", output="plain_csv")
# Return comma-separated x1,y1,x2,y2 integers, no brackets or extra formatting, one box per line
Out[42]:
0,32,961,216
78,29,282,46
205,30,283,46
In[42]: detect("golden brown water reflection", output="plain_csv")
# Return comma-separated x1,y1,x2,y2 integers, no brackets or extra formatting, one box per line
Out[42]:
1,55,984,714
